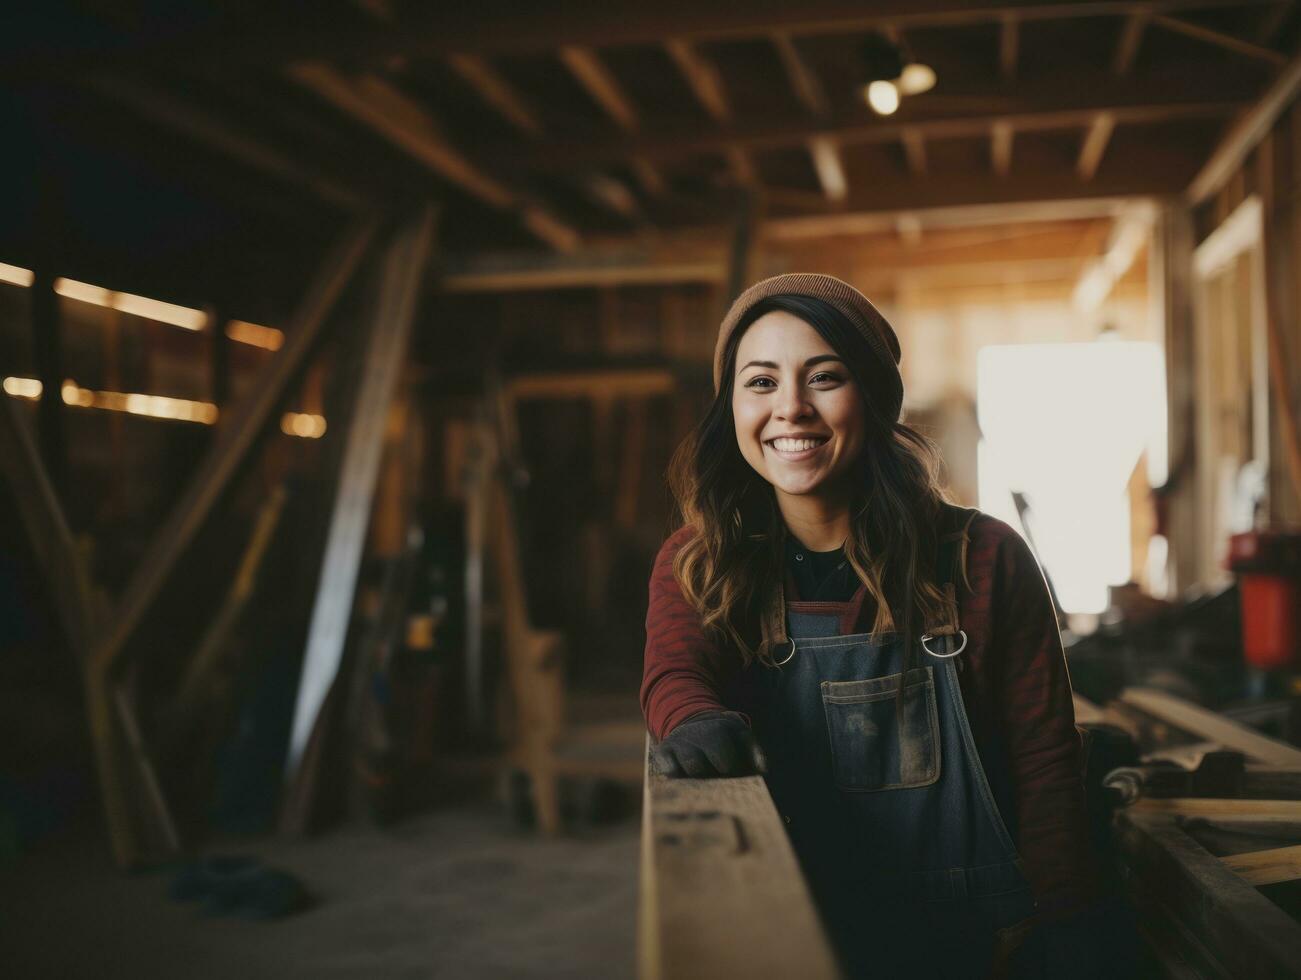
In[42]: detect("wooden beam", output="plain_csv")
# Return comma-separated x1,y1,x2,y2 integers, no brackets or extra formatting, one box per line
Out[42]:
771,32,829,117
764,194,1145,240
639,743,840,980
991,121,1013,176
94,219,377,675
1000,14,1019,79
1188,52,1301,204
1114,12,1149,74
1074,205,1153,310
291,64,578,251
502,94,1244,171
1223,844,1301,887
726,146,758,186
1115,809,1301,978
902,127,927,174
561,45,639,131
506,368,676,400
92,75,370,213
0,396,93,652
662,39,758,188
285,208,435,781
808,137,848,202
1132,797,1301,822
629,158,666,194
665,38,731,121
1151,13,1288,65
1121,687,1301,769
1077,111,1116,180
446,53,543,136
29,2,1290,74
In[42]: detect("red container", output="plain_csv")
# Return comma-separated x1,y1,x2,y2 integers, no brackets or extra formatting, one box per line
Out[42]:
1227,531,1301,670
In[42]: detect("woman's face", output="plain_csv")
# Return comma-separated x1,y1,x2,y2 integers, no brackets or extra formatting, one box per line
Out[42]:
731,310,866,501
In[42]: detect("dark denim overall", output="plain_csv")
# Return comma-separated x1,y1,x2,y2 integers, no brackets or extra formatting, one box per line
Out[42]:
725,508,1037,979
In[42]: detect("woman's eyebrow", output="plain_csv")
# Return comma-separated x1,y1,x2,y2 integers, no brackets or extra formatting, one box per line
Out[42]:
739,354,843,371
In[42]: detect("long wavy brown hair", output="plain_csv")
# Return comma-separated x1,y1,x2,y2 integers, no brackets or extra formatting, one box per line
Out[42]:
668,294,953,668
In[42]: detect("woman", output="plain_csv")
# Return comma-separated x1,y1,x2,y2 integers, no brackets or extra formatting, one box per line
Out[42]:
640,274,1111,979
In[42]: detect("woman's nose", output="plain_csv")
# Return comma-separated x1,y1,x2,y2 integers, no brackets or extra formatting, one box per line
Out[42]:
775,385,812,421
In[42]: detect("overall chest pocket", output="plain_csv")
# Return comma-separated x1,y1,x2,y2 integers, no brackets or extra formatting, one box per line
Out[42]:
821,666,941,792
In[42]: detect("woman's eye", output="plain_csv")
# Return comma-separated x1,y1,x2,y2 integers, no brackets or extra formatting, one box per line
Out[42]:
745,377,776,389
809,372,841,385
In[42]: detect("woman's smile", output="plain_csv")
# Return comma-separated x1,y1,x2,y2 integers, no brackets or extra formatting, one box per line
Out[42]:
765,434,831,460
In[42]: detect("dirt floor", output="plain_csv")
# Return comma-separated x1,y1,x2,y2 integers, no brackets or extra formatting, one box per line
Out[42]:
0,798,640,980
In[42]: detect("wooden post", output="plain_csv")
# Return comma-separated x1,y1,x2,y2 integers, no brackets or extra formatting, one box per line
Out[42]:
30,269,65,496
284,207,436,784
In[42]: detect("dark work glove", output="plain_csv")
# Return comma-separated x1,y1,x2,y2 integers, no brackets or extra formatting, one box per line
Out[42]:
650,710,767,778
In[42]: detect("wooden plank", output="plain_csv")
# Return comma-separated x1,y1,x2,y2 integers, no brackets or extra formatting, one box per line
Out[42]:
0,396,94,651
1114,12,1149,74
901,128,927,175
169,484,289,727
991,121,1014,176
771,32,829,117
1133,798,1301,822
1000,15,1019,79
92,75,370,213
285,208,435,780
666,39,731,121
1115,808,1301,978
1150,13,1287,66
94,218,377,675
507,93,1246,171
561,46,640,131
1077,111,1116,180
1120,687,1301,769
290,66,577,251
639,749,841,980
446,53,543,136
1222,844,1301,887
185,1,1284,64
1188,52,1301,204
808,137,848,202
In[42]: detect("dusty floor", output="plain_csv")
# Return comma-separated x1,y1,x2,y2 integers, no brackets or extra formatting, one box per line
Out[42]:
1,799,640,980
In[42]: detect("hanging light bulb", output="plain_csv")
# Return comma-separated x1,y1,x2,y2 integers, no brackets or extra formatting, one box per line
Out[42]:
866,80,900,115
897,62,936,96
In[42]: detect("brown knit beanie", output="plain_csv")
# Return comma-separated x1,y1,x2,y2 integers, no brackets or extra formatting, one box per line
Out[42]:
713,273,904,421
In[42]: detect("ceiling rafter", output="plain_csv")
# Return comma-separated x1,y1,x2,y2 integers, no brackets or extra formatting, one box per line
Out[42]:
446,53,543,136
1000,15,1020,79
500,92,1245,170
446,52,642,222
1077,112,1116,180
289,64,579,250
771,32,830,116
902,127,928,174
1150,13,1288,65
991,121,1014,176
558,45,666,196
663,38,759,187
768,31,846,202
808,137,849,202
191,1,1283,64
1113,12,1149,73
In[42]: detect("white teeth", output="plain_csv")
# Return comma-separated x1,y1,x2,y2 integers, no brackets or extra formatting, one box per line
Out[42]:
770,437,826,452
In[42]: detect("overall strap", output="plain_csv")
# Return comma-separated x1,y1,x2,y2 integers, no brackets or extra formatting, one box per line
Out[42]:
923,504,980,645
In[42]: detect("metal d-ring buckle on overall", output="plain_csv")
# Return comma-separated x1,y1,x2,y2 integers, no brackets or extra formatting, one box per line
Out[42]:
773,629,967,665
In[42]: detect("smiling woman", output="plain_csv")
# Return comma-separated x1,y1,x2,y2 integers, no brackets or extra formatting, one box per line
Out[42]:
641,274,1129,980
